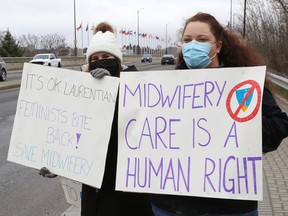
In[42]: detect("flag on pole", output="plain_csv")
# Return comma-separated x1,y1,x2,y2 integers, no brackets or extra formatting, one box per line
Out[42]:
77,22,82,31
86,23,89,31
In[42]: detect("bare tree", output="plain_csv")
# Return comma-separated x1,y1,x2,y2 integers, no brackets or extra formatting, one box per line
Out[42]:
40,33,68,56
17,33,69,56
273,0,288,14
234,0,288,75
18,34,41,56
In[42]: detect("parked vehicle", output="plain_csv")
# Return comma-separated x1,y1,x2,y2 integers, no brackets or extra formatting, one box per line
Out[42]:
0,57,7,81
30,53,62,68
161,54,175,65
141,54,152,63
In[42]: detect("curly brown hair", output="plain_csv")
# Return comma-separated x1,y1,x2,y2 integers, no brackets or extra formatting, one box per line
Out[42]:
177,12,265,68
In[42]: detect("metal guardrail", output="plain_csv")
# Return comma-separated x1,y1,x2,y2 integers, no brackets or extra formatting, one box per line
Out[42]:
267,72,288,91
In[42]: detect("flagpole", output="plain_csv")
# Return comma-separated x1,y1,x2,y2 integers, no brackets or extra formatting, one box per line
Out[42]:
165,23,168,54
125,30,127,48
129,31,131,51
81,21,83,56
121,28,123,48
73,0,77,56
87,22,90,47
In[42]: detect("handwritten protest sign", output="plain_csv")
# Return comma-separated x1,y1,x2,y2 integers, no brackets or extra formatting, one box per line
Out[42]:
116,66,266,200
8,63,119,188
59,176,82,208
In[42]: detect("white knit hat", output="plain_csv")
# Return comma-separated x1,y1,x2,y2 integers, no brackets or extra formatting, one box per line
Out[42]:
86,31,123,63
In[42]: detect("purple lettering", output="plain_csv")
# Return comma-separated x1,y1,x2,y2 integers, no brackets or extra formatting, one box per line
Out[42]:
182,84,193,109
126,157,137,187
223,156,235,193
123,83,142,107
192,118,211,148
125,119,137,150
160,85,180,108
248,156,262,194
224,121,239,148
192,82,204,109
148,83,161,108
125,157,191,192
204,157,217,192
237,157,248,194
204,81,214,107
215,81,226,106
139,117,155,149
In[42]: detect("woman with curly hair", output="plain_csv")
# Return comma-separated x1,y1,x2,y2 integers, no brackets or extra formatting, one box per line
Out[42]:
149,12,288,216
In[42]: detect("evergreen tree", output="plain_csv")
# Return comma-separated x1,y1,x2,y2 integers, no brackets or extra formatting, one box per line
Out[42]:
0,30,24,57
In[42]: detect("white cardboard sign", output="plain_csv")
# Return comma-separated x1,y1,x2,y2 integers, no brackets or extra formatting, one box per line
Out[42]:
8,63,119,188
116,66,266,201
59,176,82,208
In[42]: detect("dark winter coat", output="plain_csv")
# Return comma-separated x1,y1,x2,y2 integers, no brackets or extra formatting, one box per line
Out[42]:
81,65,154,216
149,62,288,215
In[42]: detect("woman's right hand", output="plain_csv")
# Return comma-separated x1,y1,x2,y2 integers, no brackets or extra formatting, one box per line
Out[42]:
90,68,111,78
39,167,58,178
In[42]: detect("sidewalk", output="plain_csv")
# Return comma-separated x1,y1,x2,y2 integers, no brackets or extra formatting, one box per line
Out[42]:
0,79,21,91
260,137,288,216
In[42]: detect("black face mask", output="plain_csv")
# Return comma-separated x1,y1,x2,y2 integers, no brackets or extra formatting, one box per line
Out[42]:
89,58,121,77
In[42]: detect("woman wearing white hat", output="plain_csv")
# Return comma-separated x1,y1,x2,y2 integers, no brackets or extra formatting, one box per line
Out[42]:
81,22,153,216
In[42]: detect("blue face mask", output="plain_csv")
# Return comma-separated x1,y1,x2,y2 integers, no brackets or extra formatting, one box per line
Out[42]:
182,40,216,69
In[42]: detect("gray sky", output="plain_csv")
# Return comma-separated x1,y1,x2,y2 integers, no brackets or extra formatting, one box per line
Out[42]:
1,0,242,48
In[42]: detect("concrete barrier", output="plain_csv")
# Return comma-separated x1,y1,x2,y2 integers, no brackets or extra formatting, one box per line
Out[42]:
2,55,148,71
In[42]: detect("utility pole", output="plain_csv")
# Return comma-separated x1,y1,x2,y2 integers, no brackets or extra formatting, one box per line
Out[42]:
73,0,77,56
165,23,169,54
137,8,144,55
243,0,247,38
230,0,233,30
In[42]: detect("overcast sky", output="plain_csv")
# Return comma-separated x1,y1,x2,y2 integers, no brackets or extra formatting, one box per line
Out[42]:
1,0,242,48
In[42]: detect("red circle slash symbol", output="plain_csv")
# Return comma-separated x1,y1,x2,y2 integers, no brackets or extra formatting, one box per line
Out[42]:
226,80,262,122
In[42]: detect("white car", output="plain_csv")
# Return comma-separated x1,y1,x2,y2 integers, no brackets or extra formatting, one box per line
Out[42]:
0,57,7,81
30,53,62,67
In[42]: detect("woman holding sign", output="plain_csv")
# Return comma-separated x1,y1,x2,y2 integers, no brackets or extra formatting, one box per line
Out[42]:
40,22,153,216
81,22,153,216
149,12,288,216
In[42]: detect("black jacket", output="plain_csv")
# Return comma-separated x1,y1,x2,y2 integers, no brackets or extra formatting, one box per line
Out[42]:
81,65,153,216
262,87,288,152
150,63,288,214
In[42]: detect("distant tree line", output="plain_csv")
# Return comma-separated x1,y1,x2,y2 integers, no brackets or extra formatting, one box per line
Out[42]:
233,0,287,75
0,30,70,57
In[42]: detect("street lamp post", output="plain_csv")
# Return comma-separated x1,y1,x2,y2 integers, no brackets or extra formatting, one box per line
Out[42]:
165,23,169,54
137,8,144,55
243,0,247,38
230,0,233,30
73,0,77,56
